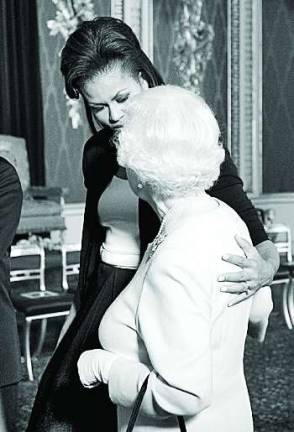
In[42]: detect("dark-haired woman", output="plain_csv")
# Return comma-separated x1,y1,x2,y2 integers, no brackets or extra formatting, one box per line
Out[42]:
26,17,279,431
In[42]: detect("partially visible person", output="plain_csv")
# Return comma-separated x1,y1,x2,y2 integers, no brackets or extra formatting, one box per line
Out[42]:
0,157,23,431
26,17,278,431
77,85,273,432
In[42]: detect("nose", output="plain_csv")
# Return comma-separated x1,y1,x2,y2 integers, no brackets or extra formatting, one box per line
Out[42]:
109,104,123,125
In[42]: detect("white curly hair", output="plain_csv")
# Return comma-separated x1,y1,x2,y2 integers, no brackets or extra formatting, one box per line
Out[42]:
116,85,225,199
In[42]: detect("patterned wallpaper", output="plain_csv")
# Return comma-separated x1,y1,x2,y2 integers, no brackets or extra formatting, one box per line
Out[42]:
37,0,111,203
262,0,294,193
153,0,228,143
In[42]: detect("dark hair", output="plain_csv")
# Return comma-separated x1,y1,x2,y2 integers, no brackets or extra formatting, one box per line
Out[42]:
60,16,164,100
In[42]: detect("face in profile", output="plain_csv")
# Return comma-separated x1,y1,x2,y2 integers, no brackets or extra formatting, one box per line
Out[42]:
82,64,148,130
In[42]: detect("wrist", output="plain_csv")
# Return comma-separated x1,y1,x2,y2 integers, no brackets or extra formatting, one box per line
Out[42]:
262,260,276,287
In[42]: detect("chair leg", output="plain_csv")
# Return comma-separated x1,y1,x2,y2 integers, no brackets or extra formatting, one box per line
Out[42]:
24,319,34,381
40,247,46,291
282,279,293,330
33,318,48,357
61,245,69,291
287,278,294,328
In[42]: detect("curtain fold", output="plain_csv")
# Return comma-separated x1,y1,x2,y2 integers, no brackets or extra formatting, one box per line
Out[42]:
0,0,45,185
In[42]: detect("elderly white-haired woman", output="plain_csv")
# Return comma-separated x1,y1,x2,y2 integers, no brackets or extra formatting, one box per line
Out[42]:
77,85,272,432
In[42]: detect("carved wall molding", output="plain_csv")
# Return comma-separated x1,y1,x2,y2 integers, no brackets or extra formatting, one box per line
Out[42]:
111,0,153,59
227,0,240,164
228,0,263,196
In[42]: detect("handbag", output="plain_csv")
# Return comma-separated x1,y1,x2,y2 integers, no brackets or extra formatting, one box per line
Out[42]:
126,374,187,432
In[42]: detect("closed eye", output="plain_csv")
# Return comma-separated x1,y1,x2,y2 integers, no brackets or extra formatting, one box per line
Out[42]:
116,94,129,104
91,105,104,114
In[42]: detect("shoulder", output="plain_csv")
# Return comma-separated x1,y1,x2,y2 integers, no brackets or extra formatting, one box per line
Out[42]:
0,157,22,192
83,129,113,167
82,129,117,189
0,156,18,177
0,157,22,220
220,147,238,176
158,201,250,260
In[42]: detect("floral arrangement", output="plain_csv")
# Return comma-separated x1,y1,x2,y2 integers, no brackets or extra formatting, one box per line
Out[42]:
173,0,214,95
47,0,95,128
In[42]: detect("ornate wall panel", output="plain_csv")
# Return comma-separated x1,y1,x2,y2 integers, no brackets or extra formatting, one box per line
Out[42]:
153,0,228,146
262,0,294,193
228,0,262,193
111,0,153,58
37,0,111,203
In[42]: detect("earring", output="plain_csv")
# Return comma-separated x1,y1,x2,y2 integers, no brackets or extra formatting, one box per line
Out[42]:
137,183,143,190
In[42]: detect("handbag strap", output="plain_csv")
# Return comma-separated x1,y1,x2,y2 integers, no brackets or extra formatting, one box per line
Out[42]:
126,374,187,432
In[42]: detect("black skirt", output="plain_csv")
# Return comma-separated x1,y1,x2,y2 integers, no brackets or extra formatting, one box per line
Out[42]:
26,262,135,432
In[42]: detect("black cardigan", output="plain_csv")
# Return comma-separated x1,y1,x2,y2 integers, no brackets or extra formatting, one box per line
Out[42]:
75,129,268,309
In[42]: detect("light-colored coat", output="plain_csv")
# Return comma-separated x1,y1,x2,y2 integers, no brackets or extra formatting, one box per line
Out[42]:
99,195,271,432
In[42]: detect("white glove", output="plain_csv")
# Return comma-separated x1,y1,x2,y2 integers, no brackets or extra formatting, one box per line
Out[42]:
77,349,117,389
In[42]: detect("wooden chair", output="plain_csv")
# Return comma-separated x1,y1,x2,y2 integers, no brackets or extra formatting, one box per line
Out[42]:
265,222,293,329
10,244,74,381
0,134,74,380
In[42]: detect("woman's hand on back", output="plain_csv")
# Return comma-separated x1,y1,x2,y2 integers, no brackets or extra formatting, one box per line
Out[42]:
218,235,277,306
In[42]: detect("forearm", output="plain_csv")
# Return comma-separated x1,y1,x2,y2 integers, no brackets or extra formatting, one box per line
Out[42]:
248,286,273,342
256,240,280,286
108,356,206,417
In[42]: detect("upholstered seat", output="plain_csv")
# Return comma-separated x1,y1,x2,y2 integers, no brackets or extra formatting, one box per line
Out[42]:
21,199,61,217
0,134,66,237
12,290,73,316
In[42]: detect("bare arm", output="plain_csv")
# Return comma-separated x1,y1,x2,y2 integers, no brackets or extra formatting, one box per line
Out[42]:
248,286,273,342
255,239,280,285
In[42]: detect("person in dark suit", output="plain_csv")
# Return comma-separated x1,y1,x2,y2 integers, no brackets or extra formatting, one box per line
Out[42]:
0,156,23,431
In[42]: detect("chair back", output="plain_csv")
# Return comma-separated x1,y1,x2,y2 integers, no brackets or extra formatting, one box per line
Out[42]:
0,134,30,192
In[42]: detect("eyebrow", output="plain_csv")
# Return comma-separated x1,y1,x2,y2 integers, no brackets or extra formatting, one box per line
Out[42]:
87,89,129,106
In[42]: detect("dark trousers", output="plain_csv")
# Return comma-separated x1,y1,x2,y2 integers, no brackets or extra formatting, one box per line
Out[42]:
0,383,18,432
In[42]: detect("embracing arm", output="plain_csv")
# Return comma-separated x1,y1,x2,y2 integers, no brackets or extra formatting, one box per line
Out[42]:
210,149,279,295
220,235,279,301
248,286,273,342
255,240,279,285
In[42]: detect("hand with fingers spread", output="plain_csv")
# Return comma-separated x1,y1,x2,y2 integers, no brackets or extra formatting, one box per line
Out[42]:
218,235,277,307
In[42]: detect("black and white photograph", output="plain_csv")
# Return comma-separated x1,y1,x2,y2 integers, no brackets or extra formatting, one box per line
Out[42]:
0,1,293,431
